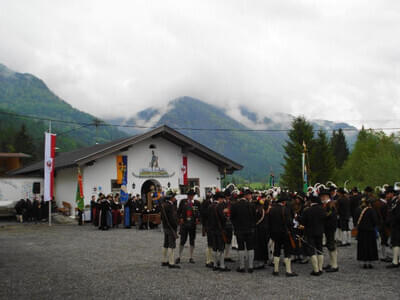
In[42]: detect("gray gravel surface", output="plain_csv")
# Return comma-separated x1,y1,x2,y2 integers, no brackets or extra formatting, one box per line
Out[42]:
0,223,399,300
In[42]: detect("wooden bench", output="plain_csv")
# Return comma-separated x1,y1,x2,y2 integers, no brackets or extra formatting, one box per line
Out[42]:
57,201,72,216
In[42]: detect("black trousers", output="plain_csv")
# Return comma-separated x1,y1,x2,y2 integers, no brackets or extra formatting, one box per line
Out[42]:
163,229,176,249
225,227,233,244
210,231,225,252
339,218,349,231
180,225,196,246
272,233,291,258
236,231,255,251
325,229,336,251
306,234,323,256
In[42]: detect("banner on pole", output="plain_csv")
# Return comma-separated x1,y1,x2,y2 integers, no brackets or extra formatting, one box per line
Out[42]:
76,168,84,210
44,132,56,202
118,155,128,204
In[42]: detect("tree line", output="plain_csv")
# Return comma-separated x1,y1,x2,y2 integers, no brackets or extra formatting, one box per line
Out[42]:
281,117,400,191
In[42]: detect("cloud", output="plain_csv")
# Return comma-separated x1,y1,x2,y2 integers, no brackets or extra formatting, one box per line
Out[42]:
0,0,399,129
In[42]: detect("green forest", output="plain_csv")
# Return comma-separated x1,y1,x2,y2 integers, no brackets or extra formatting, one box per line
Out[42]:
280,117,400,191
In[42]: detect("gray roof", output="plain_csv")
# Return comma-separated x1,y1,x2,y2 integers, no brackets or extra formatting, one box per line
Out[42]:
10,125,242,176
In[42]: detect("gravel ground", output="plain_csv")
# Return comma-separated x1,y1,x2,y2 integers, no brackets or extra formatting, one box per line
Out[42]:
0,222,399,300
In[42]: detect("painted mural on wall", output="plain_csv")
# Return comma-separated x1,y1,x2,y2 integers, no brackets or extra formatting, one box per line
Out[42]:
132,150,175,178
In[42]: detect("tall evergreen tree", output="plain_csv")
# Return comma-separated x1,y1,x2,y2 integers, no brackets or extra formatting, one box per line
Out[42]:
281,117,314,191
310,130,336,184
330,128,349,168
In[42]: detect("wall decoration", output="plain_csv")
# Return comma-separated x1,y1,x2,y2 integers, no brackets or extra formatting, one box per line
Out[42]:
132,150,175,178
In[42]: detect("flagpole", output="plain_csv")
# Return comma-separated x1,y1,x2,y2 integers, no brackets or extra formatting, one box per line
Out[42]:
49,121,52,227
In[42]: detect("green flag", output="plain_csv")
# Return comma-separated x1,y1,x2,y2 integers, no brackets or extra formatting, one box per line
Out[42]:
76,170,84,210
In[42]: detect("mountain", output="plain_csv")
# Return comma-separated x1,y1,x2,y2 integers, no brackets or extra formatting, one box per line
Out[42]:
0,64,127,154
107,97,358,181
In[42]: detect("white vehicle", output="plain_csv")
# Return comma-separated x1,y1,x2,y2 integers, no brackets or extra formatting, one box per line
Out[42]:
0,177,43,216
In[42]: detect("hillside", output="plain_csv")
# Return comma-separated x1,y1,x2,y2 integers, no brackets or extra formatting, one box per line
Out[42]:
0,64,127,149
107,97,357,181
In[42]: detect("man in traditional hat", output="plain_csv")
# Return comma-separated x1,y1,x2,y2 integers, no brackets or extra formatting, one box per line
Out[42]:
301,195,326,276
268,192,298,277
161,191,180,269
337,188,351,247
200,190,214,268
223,189,235,263
320,188,339,272
231,189,257,273
375,186,393,262
176,189,201,264
387,188,400,269
350,187,361,227
207,192,230,272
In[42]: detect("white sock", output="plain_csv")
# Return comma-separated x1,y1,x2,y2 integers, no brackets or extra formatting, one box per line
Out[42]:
331,250,338,268
317,255,324,272
162,248,168,263
219,251,225,269
311,255,319,273
248,250,254,269
239,251,245,269
168,248,175,265
178,245,184,258
213,251,219,266
225,244,231,258
284,257,292,273
273,256,280,273
393,247,400,265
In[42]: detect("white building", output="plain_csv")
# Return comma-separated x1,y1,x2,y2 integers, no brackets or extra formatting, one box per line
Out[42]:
11,125,242,212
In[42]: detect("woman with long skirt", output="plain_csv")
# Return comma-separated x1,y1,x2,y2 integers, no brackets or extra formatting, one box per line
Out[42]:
356,198,379,269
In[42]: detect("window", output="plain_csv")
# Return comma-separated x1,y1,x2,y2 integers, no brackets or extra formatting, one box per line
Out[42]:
111,179,121,193
149,144,156,149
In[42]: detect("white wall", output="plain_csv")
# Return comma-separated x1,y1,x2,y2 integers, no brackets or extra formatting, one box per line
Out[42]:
56,136,222,208
0,177,43,202
54,167,77,211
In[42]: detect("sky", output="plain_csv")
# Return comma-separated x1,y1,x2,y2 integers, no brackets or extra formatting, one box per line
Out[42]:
0,0,399,129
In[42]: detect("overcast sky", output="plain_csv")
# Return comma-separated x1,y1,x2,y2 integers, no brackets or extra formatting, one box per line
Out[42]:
0,0,399,129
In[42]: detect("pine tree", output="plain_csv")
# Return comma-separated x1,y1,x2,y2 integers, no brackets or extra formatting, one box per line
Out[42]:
281,117,314,191
310,130,336,184
330,129,349,168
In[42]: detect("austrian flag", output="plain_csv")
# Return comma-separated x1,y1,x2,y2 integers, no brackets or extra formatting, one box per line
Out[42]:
44,132,56,202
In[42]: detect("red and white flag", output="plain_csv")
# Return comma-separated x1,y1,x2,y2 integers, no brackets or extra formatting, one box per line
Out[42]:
44,132,56,202
181,156,188,186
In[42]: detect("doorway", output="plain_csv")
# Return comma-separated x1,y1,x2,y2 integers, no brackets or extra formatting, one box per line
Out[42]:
141,179,161,209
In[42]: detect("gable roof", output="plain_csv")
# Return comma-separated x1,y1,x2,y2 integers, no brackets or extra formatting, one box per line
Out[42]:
10,125,243,176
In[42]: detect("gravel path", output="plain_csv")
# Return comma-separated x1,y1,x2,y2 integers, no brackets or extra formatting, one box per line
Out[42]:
0,223,399,300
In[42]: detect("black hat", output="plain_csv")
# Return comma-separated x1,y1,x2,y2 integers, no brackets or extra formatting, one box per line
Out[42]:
351,187,359,193
243,189,252,196
214,192,225,200
296,192,306,201
165,190,176,199
224,189,232,197
364,186,374,193
329,186,337,192
187,189,196,196
319,189,331,196
310,195,321,204
337,187,346,194
385,186,395,194
277,192,290,203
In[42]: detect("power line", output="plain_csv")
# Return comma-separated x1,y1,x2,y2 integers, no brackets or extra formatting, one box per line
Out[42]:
1,110,400,133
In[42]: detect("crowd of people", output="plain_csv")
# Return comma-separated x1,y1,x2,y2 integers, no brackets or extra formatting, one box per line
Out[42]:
14,196,50,223
160,184,400,277
89,193,161,230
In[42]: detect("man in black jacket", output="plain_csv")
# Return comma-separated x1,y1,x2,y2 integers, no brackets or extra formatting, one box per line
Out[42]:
321,188,339,272
231,190,256,273
231,189,256,273
176,190,201,264
337,188,351,246
161,191,180,269
387,190,400,269
301,196,326,276
208,192,230,272
200,191,213,267
269,193,298,277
